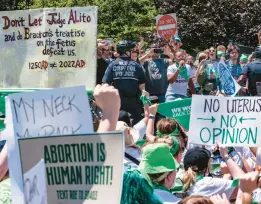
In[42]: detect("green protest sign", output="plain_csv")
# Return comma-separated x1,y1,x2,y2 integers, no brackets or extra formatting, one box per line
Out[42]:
157,98,192,130
18,133,124,204
189,95,261,146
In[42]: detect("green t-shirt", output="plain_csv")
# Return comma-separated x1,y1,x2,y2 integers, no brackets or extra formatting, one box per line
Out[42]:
0,178,11,204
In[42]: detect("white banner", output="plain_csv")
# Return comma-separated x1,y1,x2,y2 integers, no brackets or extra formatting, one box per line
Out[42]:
0,7,97,89
189,95,261,147
5,86,93,203
18,133,124,204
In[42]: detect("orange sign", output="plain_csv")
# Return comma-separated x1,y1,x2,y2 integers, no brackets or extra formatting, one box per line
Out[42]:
156,14,177,39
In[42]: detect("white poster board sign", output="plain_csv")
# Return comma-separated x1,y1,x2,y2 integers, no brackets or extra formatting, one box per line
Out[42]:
6,86,93,203
0,7,97,89
189,95,261,147
23,159,47,204
18,133,124,204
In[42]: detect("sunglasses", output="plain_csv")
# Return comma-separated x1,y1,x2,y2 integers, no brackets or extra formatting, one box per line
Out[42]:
209,50,215,53
102,49,110,51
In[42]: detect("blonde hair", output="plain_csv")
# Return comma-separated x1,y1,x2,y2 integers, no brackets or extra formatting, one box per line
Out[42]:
181,167,197,192
179,195,214,204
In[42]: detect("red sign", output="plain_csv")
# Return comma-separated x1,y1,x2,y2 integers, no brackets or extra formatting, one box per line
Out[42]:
156,14,177,39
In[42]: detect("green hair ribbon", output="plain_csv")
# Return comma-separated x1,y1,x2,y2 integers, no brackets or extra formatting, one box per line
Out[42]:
156,127,179,137
140,95,151,105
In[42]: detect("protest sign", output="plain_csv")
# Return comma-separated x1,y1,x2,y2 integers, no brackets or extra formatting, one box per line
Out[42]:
5,86,93,203
156,13,177,39
158,98,191,130
217,60,241,96
18,133,124,204
0,7,97,89
189,95,261,146
23,159,47,204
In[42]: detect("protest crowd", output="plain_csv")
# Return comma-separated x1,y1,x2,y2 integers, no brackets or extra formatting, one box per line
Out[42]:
2,6,261,204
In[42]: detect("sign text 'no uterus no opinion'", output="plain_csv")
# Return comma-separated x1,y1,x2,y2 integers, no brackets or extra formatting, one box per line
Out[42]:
189,95,261,146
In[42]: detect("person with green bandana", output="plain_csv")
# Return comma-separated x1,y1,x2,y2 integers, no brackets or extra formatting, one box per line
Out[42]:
138,143,181,203
165,51,195,101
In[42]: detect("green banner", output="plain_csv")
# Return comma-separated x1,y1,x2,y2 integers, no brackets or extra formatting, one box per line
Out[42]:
157,98,192,130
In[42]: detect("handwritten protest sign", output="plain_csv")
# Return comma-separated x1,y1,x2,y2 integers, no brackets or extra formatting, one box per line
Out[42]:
216,60,241,96
18,133,124,204
189,95,261,146
0,7,97,89
5,86,93,203
158,98,191,130
23,159,47,204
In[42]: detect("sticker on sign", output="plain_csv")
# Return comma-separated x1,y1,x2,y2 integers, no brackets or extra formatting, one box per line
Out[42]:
189,95,261,147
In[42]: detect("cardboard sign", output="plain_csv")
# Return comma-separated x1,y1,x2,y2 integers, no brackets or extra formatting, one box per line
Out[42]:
5,86,93,203
0,7,97,89
189,95,261,146
217,60,241,96
158,98,191,130
18,133,124,204
156,14,177,39
23,159,47,204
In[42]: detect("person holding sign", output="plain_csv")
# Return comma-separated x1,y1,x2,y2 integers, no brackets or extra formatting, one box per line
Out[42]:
165,51,195,101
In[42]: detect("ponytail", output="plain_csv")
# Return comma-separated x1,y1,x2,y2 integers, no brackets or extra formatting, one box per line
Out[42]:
181,168,197,192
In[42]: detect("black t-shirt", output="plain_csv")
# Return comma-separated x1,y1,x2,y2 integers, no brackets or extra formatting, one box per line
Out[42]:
96,58,108,85
143,58,169,95
102,57,146,97
242,59,261,96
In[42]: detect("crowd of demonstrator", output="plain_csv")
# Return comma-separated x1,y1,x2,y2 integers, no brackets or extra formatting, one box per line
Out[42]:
1,33,261,204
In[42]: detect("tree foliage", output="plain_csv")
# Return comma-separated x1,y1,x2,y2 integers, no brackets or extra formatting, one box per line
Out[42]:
1,0,261,50
0,0,158,42
156,0,261,51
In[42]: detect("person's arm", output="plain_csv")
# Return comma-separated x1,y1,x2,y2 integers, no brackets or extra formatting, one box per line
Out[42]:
188,77,196,94
94,84,120,132
0,144,8,181
102,63,113,84
238,171,261,204
258,31,261,46
238,65,249,85
139,49,153,66
168,62,184,83
141,91,150,125
250,147,258,157
195,59,206,78
219,145,245,179
145,104,159,142
163,46,174,61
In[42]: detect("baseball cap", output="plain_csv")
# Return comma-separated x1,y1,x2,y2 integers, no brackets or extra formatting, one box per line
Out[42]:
118,110,131,127
139,143,179,174
116,121,140,147
184,146,211,172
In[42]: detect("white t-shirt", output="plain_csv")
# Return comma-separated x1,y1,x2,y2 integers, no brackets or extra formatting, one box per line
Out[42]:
166,64,192,97
154,189,181,204
133,120,146,140
188,177,234,198
124,147,141,170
